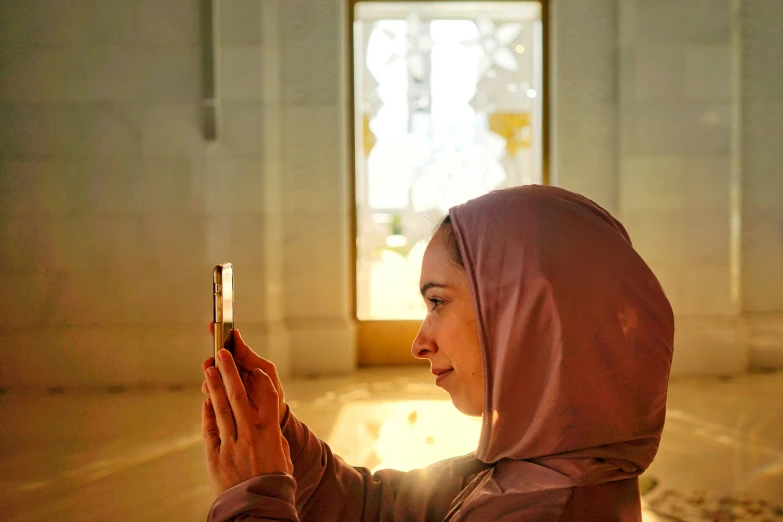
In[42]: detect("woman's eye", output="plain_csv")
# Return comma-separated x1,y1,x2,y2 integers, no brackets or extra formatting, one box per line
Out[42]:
428,298,442,309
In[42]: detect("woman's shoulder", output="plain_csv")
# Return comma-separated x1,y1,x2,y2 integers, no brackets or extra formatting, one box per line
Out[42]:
372,453,478,485
376,455,481,521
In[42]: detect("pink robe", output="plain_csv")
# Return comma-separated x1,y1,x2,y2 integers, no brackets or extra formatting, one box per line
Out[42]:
208,185,675,521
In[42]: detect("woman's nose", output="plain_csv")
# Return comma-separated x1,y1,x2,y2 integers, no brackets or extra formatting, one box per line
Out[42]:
411,321,437,359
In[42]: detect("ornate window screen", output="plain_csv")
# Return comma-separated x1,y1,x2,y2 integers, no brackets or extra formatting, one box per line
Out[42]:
354,2,543,320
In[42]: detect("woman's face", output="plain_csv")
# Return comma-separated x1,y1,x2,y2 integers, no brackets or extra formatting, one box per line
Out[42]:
411,226,485,417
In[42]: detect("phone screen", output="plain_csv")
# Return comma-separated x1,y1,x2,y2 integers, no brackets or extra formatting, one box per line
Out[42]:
213,263,234,358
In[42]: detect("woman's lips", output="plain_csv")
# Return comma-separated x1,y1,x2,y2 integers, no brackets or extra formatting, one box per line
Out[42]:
435,369,454,386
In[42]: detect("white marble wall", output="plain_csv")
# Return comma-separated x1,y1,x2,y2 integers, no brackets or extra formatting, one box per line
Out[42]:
0,0,354,388
277,0,355,376
741,0,783,369
552,0,752,376
0,0,210,388
550,0,619,215
618,0,743,375
553,0,783,374
1,0,782,388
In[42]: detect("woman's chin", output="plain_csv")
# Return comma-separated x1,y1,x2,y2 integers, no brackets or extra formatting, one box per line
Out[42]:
450,395,483,417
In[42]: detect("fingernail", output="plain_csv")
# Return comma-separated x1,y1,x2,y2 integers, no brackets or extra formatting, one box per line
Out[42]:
206,367,218,378
218,349,230,361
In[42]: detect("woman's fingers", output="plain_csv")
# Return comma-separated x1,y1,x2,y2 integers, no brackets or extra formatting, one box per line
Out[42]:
238,367,257,409
202,358,214,395
215,349,254,433
201,365,252,400
233,331,276,377
247,369,280,429
233,330,285,404
204,365,237,442
206,326,287,425
213,329,276,388
202,397,220,452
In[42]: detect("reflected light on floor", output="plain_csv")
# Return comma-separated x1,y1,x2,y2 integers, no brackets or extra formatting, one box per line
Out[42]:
327,400,482,473
641,508,663,522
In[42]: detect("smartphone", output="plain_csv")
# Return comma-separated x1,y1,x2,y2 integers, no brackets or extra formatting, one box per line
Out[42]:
213,263,235,360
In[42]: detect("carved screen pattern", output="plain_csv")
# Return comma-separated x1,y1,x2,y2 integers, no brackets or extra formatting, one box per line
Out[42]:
355,2,543,320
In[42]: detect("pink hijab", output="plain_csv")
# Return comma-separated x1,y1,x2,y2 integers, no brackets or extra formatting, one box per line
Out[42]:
447,185,674,517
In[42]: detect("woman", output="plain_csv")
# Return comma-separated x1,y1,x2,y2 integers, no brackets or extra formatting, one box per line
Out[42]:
201,185,675,521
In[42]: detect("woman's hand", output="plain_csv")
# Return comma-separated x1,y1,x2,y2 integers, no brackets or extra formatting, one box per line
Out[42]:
202,348,294,497
203,326,287,425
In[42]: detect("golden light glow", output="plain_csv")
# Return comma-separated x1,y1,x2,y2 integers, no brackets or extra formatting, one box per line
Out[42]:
488,112,532,155
327,400,482,472
362,114,376,157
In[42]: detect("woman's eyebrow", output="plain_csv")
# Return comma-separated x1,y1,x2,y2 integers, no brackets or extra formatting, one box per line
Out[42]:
420,282,449,296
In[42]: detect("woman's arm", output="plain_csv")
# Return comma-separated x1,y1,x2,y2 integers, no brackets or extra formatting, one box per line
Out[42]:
282,406,470,522
207,474,299,522
202,330,469,521
206,406,472,522
202,353,298,522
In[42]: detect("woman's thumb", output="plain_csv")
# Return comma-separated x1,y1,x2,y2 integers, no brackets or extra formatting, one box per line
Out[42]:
250,368,280,427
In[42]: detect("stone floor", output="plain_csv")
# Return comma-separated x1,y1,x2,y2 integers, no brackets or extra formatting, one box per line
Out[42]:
0,368,781,521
